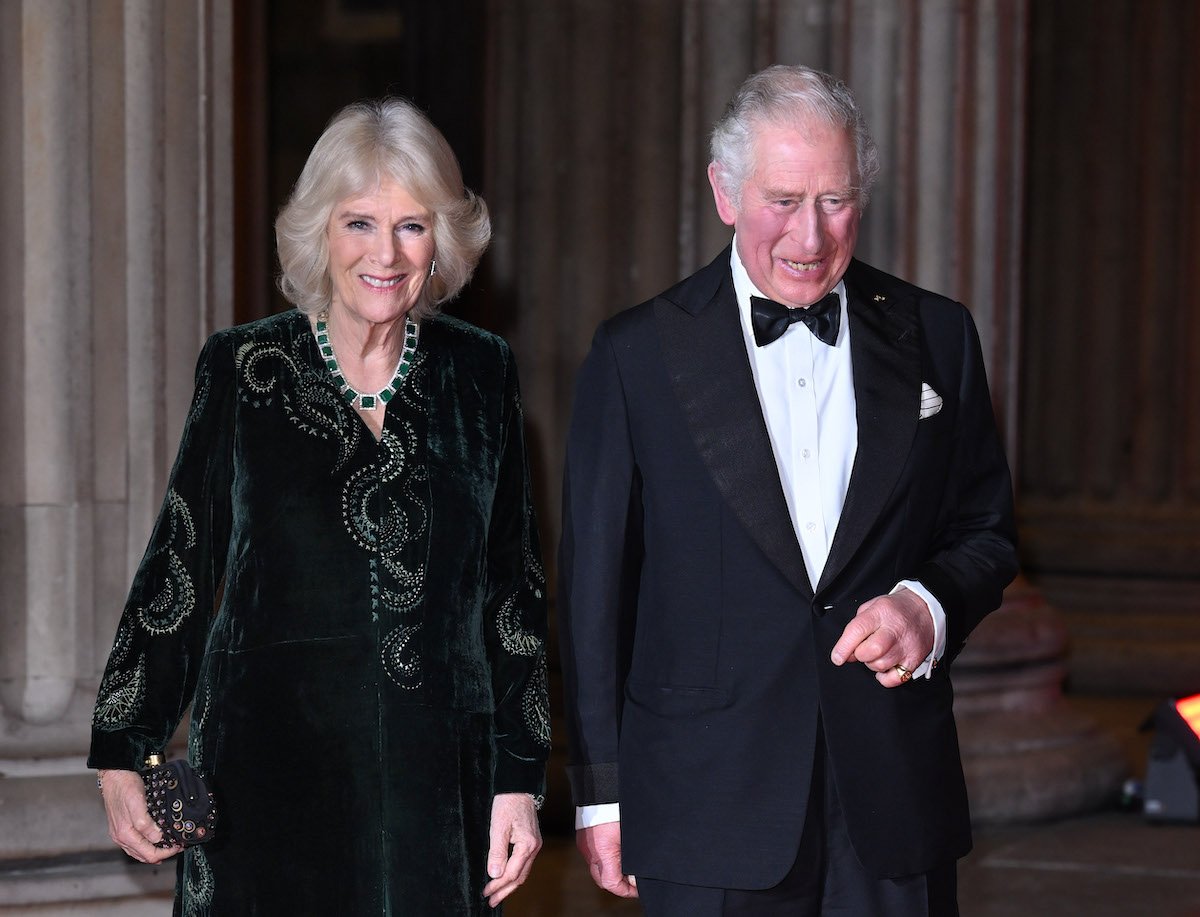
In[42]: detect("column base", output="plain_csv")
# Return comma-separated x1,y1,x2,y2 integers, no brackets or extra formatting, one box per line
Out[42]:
959,706,1128,823
0,854,173,912
0,767,175,910
954,578,1128,824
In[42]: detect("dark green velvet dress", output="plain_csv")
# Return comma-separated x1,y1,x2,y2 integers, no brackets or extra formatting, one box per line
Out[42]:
89,310,550,916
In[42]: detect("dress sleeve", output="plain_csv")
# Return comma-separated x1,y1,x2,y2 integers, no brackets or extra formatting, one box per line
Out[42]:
483,346,551,798
88,333,236,770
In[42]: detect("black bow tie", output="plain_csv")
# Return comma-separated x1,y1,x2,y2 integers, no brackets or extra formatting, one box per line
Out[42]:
750,292,841,347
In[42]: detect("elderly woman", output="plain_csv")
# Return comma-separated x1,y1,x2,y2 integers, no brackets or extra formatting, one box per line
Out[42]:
89,98,549,914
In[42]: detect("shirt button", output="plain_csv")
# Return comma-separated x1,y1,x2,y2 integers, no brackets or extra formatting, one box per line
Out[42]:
802,448,811,460
797,378,807,387
806,522,817,532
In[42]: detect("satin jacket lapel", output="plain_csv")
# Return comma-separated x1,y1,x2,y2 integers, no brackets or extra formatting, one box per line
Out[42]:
654,261,813,598
817,263,921,593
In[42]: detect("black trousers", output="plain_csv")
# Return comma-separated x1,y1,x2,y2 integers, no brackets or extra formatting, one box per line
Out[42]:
636,729,959,917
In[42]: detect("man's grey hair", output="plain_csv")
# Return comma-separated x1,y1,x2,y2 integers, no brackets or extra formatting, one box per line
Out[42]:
710,64,880,209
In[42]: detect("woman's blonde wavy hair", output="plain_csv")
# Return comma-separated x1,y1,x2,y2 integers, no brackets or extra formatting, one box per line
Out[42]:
275,98,491,320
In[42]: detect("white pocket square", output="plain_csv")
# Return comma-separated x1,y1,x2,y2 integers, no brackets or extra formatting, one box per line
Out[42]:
919,383,943,419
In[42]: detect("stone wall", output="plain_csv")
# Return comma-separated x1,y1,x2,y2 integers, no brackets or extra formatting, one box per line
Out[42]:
0,0,232,908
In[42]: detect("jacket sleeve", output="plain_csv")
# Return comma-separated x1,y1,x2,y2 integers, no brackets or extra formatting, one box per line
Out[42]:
557,322,643,806
913,304,1018,665
88,333,235,771
483,346,551,797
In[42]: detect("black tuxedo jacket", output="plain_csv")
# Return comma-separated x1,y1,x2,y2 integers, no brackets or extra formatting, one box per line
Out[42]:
558,249,1017,887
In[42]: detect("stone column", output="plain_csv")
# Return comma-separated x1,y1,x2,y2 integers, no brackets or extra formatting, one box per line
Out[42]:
1019,0,1200,697
840,0,1126,822
0,0,232,909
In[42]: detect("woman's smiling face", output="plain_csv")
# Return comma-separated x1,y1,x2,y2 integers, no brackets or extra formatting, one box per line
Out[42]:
325,177,435,327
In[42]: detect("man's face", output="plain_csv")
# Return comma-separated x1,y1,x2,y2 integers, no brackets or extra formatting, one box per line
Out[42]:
709,120,861,308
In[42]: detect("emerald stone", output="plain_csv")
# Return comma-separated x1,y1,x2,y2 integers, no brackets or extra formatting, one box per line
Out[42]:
312,316,417,410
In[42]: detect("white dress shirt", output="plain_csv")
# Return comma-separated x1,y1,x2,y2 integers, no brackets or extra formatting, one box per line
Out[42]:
732,245,857,587
575,243,945,829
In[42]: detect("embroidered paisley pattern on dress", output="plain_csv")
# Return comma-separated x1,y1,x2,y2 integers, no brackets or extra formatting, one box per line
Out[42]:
336,354,430,690
236,337,361,470
188,358,212,425
188,685,213,770
93,620,147,730
382,622,423,690
183,846,215,914
136,490,197,635
495,501,550,746
495,507,547,658
496,595,542,658
524,656,552,748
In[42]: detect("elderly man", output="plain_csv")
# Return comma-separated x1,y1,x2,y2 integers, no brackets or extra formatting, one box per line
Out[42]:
558,65,1017,915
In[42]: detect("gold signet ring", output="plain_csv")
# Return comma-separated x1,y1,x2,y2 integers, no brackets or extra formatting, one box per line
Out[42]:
894,664,913,683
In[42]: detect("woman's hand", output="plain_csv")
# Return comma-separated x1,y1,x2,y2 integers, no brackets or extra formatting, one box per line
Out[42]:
482,792,543,907
97,768,181,863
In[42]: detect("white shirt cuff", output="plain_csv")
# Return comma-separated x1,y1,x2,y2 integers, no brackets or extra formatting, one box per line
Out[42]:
576,802,621,829
891,580,946,679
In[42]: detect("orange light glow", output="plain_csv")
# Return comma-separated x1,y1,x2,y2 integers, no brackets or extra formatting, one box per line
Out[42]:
1176,694,1200,738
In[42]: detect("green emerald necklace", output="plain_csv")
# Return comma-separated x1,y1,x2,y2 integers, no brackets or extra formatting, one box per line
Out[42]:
314,312,418,412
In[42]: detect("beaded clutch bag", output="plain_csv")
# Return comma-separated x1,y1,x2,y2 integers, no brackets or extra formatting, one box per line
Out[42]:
141,754,217,848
